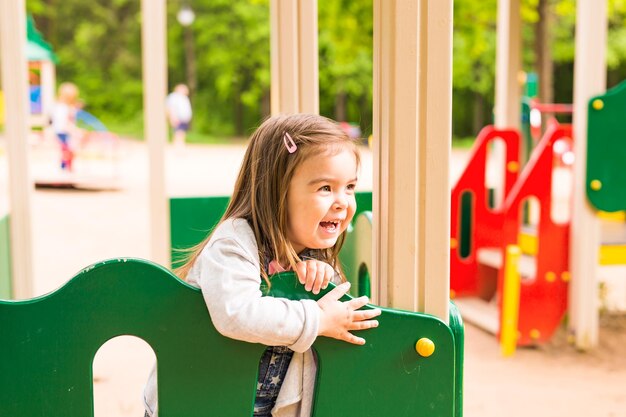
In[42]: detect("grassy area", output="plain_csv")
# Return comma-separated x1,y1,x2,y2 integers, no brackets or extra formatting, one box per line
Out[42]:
452,136,476,149
185,130,246,145
2,118,475,148
94,115,144,141
98,115,241,145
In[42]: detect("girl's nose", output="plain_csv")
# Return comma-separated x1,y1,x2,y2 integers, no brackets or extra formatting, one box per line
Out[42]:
334,193,348,209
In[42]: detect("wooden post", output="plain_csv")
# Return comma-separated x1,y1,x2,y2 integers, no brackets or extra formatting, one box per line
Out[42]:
40,60,56,123
495,0,521,130
141,0,170,266
0,0,34,299
270,0,319,114
493,0,521,206
569,0,607,350
373,0,452,321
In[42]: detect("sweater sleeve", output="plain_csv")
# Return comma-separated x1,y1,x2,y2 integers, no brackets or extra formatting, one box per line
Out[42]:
196,220,320,353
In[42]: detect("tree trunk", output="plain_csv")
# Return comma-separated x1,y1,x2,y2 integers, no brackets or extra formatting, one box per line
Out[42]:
234,94,244,136
472,92,485,136
535,0,554,105
37,1,52,40
261,89,271,119
334,91,347,122
183,25,197,101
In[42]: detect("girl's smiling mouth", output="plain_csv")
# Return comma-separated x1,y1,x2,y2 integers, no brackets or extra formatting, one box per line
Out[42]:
319,220,342,234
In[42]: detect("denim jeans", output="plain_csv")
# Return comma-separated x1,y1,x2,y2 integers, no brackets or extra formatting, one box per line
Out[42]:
253,345,294,416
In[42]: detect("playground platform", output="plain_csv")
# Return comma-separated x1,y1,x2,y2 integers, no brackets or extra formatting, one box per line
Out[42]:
0,135,625,416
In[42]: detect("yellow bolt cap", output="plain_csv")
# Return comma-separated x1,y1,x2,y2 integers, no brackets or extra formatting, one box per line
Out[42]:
592,99,604,110
590,180,602,191
530,329,541,339
561,271,571,282
450,238,458,249
507,161,519,173
545,271,556,282
416,338,435,357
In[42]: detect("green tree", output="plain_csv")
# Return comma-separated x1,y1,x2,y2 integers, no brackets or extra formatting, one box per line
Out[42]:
173,0,271,136
318,0,373,135
28,0,143,126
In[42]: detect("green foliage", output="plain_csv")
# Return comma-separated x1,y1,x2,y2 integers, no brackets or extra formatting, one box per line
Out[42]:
453,0,497,95
176,0,272,135
318,0,373,132
23,0,626,142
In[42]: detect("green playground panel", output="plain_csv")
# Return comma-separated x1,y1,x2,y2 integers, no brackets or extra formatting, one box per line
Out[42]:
169,196,230,268
0,258,463,416
520,97,534,163
170,192,373,270
587,80,626,212
339,211,373,297
0,214,11,299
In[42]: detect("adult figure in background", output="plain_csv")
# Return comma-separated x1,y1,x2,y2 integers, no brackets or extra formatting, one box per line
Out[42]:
166,84,192,147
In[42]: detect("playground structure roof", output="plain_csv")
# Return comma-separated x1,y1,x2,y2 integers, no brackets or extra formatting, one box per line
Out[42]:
26,14,57,63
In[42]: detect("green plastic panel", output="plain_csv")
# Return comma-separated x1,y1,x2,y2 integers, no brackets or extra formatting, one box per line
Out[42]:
449,302,465,417
0,258,462,416
0,214,11,299
354,191,373,214
269,272,459,417
459,192,473,259
169,196,230,268
520,97,534,163
170,192,373,269
587,80,626,212
0,259,262,417
339,211,373,297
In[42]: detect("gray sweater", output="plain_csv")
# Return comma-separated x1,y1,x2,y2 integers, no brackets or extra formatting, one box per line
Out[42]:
144,218,320,417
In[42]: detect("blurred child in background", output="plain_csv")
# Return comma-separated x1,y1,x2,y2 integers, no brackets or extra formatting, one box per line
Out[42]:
52,82,80,171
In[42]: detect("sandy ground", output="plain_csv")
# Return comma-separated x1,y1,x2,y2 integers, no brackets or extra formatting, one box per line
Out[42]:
1,135,625,417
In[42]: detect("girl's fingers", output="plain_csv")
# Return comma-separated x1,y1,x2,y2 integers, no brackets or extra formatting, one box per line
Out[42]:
304,261,317,291
346,295,370,310
347,319,379,331
351,308,382,321
295,260,337,293
340,332,366,345
319,281,351,302
295,262,307,285
312,263,325,294
322,264,333,290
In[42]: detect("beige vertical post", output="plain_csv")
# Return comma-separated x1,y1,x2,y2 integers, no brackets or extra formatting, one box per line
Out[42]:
270,0,319,114
0,0,34,299
494,0,521,129
40,60,56,122
141,0,170,266
493,0,521,206
373,0,452,321
569,0,606,350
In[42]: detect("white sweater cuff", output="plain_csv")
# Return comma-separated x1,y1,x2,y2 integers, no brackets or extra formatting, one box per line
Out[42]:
288,299,320,353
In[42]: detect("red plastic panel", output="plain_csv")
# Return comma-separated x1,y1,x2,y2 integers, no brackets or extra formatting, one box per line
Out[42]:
496,124,573,345
450,127,521,297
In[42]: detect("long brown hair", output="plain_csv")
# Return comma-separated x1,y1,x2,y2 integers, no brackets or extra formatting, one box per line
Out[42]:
177,113,360,285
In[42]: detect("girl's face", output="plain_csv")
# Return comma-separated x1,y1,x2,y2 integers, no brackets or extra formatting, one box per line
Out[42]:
286,146,358,253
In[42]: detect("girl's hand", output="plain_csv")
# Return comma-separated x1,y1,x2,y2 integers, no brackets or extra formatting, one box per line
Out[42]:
295,259,335,295
317,282,382,345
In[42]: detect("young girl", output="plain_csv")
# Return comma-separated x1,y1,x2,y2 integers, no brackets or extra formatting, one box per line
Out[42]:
143,113,381,417
51,82,79,171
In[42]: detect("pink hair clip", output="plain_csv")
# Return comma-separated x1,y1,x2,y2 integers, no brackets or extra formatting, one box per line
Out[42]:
283,132,297,154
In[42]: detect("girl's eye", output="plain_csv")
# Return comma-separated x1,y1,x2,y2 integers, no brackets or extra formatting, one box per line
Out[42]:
320,185,331,192
346,183,356,191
